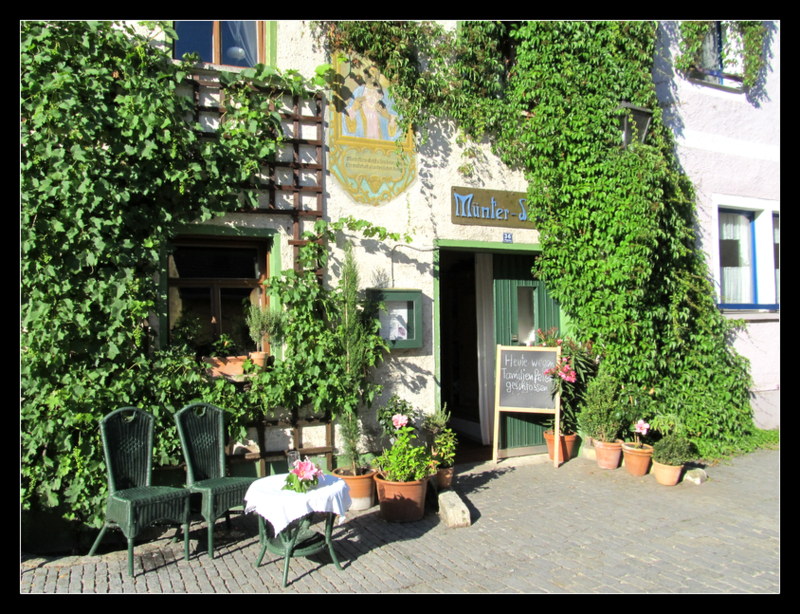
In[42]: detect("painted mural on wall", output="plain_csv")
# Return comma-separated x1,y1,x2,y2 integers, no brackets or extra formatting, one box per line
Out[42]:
329,53,416,205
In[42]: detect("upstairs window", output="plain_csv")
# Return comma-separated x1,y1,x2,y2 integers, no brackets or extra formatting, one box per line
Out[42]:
718,209,755,304
692,21,745,90
173,21,270,68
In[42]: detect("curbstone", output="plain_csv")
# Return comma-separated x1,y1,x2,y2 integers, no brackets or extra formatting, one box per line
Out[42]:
684,467,709,485
437,489,471,528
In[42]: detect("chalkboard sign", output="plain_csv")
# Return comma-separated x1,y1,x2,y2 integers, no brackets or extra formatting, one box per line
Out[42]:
492,345,562,466
496,346,559,411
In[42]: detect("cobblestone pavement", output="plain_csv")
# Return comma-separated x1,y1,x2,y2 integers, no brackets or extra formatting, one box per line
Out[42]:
20,448,779,594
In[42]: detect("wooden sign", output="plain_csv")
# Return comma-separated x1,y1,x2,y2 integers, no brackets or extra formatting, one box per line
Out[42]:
492,345,561,467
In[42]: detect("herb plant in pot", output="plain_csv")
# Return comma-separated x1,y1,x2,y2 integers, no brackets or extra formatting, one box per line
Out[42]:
576,366,625,469
422,405,458,489
245,302,284,369
652,433,696,486
374,413,436,522
431,428,457,489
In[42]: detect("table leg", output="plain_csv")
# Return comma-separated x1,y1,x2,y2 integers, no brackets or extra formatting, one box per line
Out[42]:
324,514,343,570
253,513,343,586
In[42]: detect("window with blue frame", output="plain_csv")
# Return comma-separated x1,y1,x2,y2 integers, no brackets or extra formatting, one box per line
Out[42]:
717,208,779,310
173,21,269,68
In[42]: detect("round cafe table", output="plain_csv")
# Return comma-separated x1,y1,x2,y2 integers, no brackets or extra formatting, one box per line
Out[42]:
244,473,351,587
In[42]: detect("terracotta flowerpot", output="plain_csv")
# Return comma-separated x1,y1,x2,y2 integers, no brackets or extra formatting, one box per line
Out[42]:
374,473,429,522
435,466,455,490
248,351,269,369
203,355,248,378
543,431,579,463
652,461,684,486
332,467,377,511
621,443,654,477
593,439,622,469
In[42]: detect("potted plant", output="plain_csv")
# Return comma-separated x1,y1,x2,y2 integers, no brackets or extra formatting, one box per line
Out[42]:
651,432,696,486
245,302,284,369
329,243,386,510
539,330,599,463
621,418,654,476
431,428,457,489
422,405,458,489
373,412,437,522
202,333,250,380
576,366,626,469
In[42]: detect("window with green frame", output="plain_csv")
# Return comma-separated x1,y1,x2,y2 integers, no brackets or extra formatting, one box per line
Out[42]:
167,237,271,355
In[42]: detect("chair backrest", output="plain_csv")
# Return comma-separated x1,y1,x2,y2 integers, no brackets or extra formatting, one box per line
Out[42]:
175,402,227,485
99,407,154,493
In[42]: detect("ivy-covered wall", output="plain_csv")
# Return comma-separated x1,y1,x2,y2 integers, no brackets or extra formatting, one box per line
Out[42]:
316,20,778,458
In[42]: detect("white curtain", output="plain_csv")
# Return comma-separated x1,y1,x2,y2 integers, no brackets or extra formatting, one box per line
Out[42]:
719,211,753,303
774,214,780,303
223,21,258,67
474,253,495,446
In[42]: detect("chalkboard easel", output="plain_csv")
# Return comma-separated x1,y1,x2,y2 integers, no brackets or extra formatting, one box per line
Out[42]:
492,345,562,467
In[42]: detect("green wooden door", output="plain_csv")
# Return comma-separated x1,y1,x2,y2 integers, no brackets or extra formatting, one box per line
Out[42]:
493,253,561,454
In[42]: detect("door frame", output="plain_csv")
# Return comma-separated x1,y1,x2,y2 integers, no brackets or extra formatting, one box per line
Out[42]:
434,240,571,445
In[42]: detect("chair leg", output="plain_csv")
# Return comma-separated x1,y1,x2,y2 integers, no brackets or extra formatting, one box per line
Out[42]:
88,523,109,557
183,523,190,561
127,536,135,577
207,518,215,558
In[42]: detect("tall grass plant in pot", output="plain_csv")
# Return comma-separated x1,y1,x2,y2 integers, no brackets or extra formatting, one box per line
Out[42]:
328,243,386,509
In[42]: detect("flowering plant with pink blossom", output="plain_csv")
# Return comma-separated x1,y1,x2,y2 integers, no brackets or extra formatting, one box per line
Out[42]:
536,327,599,434
375,412,436,482
631,419,650,449
283,457,325,493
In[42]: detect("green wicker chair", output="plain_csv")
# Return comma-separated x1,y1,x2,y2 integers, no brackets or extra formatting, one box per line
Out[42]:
174,402,257,558
88,407,191,577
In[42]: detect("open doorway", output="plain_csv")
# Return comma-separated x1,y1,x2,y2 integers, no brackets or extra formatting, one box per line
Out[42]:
438,249,560,463
439,250,481,437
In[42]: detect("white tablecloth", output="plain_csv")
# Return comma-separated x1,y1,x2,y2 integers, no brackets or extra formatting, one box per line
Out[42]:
244,473,352,535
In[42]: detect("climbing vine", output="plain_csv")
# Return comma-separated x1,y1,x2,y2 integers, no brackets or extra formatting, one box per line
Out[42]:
320,20,775,458
20,20,331,528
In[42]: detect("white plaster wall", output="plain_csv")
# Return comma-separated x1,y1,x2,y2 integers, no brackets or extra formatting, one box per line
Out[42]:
274,21,535,425
655,21,780,429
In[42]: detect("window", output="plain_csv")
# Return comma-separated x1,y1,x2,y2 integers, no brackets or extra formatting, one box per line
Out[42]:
173,21,274,68
692,21,745,89
714,198,779,310
773,213,780,304
167,239,270,354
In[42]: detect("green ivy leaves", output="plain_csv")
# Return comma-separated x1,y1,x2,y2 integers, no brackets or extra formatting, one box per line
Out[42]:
323,20,764,459
20,20,325,527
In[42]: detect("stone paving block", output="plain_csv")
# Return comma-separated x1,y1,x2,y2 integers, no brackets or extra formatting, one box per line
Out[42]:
20,449,779,594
